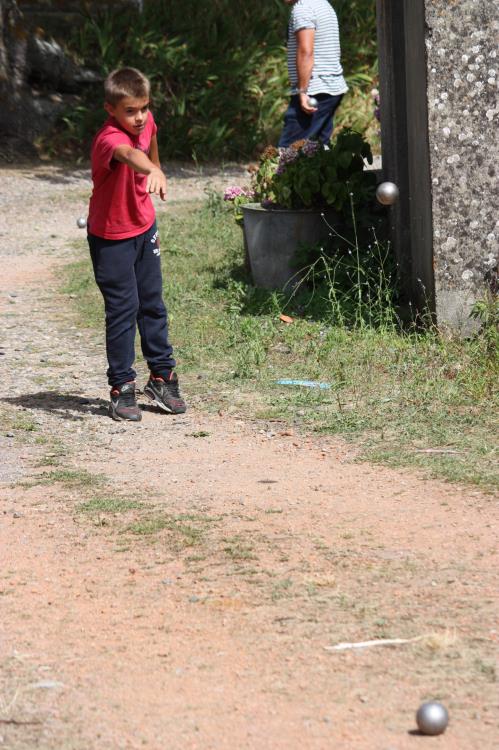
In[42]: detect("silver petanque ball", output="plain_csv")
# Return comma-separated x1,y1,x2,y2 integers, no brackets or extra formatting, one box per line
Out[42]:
416,701,449,736
307,96,319,108
76,216,87,229
376,181,400,206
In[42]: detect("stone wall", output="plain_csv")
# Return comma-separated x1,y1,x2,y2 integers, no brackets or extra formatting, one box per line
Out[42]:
425,0,499,329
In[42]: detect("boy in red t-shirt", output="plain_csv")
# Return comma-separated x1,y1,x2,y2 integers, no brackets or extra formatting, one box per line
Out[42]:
87,67,186,421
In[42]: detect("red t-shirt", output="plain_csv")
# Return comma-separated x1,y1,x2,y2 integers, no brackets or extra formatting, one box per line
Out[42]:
88,112,158,239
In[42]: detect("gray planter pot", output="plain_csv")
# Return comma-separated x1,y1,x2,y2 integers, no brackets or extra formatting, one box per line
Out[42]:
241,203,339,290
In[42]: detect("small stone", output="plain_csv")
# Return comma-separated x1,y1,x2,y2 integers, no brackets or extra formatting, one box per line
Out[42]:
13,512,22,518
6,433,14,438
189,595,200,603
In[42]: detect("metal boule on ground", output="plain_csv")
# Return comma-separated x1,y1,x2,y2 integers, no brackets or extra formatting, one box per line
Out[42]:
416,701,449,736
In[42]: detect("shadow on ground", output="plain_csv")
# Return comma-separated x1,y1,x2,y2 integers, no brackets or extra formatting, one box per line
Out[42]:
2,391,174,420
2,391,107,420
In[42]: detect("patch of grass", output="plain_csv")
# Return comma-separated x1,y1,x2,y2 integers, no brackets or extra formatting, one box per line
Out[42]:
7,414,38,432
125,512,215,549
36,455,60,467
35,441,67,467
271,578,294,602
77,496,144,514
64,201,498,492
28,469,104,489
126,517,172,536
474,659,497,683
185,554,207,563
61,262,103,329
223,536,257,562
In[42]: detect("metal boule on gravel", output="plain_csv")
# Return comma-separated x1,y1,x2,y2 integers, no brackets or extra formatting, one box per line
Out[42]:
76,216,87,228
376,181,399,206
416,701,449,735
307,96,319,108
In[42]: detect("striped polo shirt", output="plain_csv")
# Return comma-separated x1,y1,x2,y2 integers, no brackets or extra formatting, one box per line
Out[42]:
287,0,348,97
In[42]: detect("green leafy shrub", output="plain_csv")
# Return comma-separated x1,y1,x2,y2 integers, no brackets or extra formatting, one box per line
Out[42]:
269,129,376,211
49,0,378,160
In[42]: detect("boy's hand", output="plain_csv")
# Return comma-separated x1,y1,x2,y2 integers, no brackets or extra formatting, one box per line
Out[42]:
147,167,167,201
113,144,167,200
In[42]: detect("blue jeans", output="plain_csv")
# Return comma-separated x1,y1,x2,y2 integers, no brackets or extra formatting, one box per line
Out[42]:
88,221,176,387
278,93,343,147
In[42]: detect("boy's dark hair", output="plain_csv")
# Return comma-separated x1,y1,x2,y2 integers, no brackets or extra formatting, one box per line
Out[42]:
104,67,150,105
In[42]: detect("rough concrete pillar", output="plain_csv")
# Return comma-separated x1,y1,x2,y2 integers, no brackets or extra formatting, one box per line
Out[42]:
425,1,499,330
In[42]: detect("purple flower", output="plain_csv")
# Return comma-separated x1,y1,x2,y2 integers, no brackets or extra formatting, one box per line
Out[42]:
275,147,298,175
301,139,320,157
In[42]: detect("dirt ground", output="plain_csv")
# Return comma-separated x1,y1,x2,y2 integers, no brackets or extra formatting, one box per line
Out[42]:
0,164,498,750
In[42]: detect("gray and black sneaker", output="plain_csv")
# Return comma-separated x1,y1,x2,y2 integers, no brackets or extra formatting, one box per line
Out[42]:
109,382,142,422
144,372,187,414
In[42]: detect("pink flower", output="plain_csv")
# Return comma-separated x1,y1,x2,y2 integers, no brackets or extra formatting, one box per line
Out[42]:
223,186,254,201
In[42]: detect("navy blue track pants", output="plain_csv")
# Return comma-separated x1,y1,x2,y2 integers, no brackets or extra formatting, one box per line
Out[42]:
88,221,176,387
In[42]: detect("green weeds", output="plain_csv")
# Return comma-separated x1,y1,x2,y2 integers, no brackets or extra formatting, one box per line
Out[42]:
25,468,104,490
223,536,257,562
4,414,38,432
125,513,216,550
77,496,144,514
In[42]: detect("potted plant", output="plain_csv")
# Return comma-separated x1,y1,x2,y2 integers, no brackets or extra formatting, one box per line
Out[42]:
225,129,377,290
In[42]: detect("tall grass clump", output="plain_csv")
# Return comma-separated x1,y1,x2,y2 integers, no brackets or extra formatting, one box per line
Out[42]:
50,0,378,160
285,194,396,330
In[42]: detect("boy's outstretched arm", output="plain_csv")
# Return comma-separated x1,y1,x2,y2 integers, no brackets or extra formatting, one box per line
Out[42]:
149,134,161,168
113,141,167,200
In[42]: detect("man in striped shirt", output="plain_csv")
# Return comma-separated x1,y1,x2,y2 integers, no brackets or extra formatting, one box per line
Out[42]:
279,0,348,147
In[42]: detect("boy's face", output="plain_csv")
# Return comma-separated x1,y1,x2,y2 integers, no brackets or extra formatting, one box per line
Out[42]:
105,96,150,136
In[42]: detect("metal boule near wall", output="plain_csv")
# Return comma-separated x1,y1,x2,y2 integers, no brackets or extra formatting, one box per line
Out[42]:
376,181,399,206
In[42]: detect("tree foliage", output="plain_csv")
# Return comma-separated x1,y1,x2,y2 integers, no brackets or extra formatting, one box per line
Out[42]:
58,0,378,160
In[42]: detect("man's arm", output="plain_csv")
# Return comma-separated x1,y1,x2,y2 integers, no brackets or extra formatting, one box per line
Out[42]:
295,28,317,113
113,141,166,200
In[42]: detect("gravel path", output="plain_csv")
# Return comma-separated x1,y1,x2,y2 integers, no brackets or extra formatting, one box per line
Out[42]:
0,164,498,750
